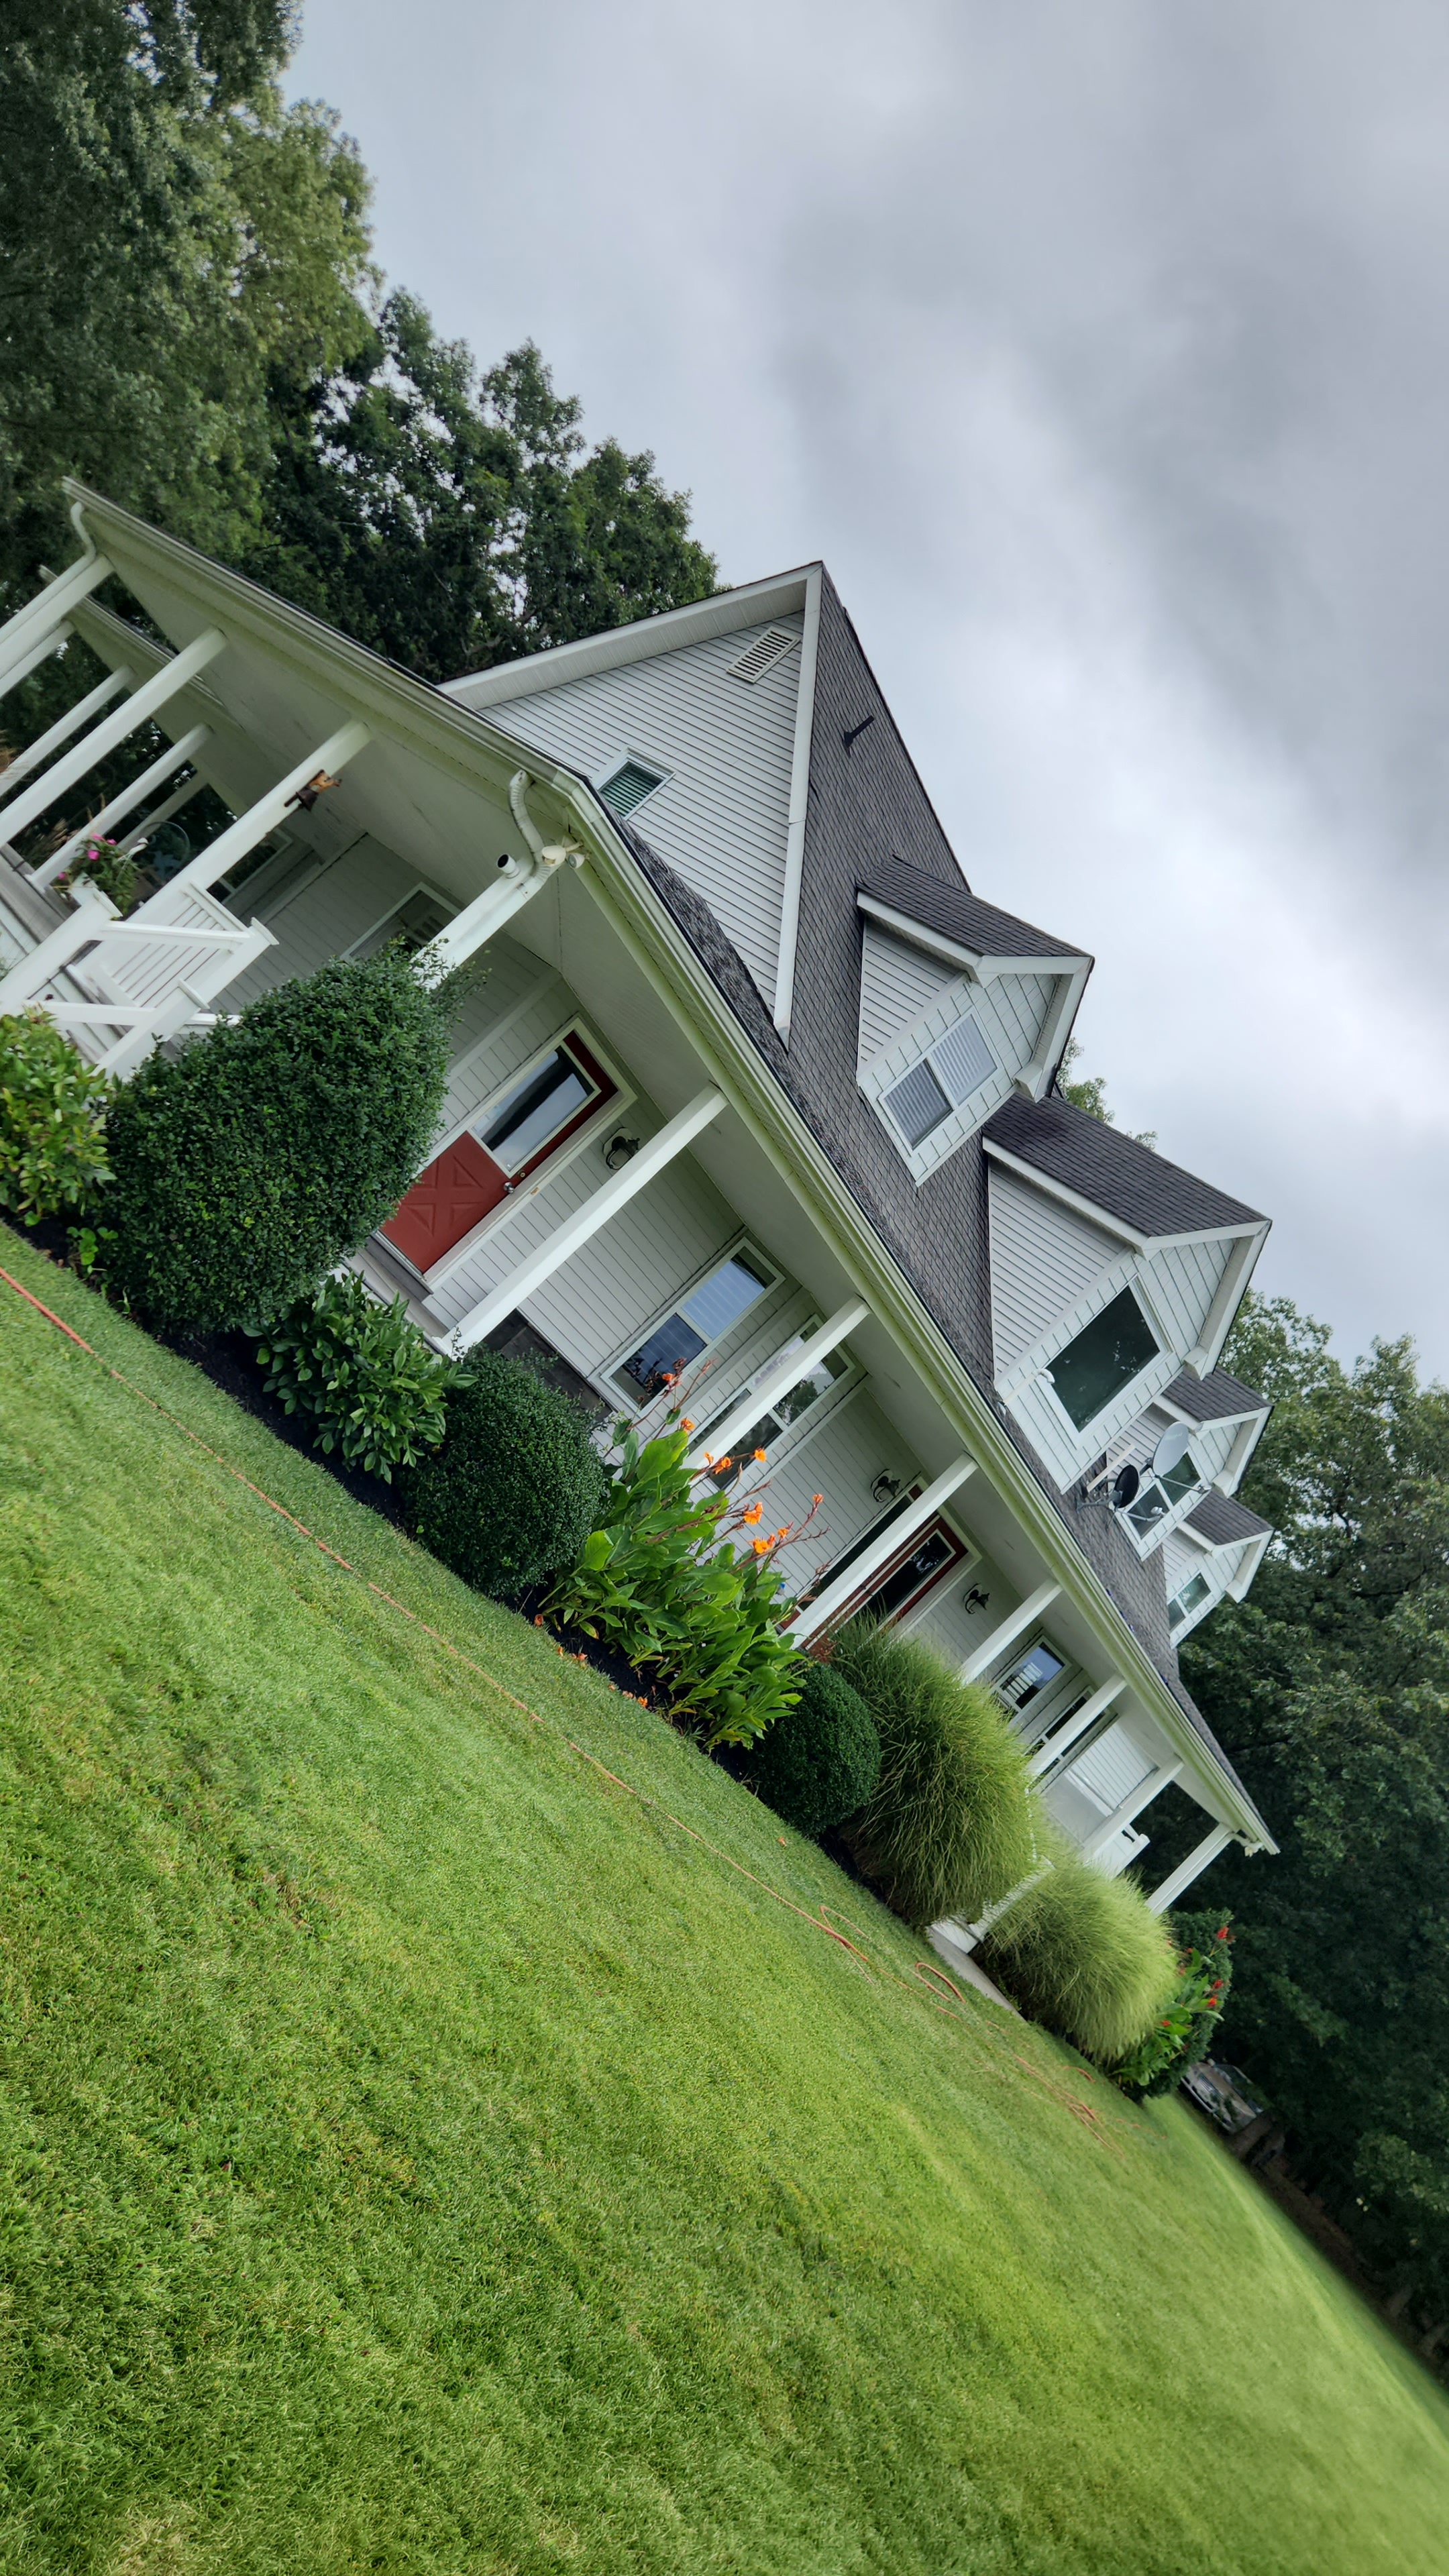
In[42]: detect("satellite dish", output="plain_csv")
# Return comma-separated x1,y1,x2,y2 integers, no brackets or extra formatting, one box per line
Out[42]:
1110,1462,1142,1509
1150,1422,1194,1480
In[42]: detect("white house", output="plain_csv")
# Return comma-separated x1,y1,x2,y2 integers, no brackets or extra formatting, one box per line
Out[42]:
0,486,1278,1947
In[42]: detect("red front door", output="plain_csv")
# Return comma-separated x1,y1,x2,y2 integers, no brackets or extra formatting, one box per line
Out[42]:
382,1132,508,1270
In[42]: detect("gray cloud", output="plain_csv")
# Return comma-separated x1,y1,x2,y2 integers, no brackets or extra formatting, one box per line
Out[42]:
290,0,1449,1369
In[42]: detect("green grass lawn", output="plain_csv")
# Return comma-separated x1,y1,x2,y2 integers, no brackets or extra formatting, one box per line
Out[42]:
2,1234,1447,2575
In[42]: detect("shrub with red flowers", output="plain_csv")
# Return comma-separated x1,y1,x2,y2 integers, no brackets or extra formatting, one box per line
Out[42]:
1111,1909,1236,2097
544,1397,820,1746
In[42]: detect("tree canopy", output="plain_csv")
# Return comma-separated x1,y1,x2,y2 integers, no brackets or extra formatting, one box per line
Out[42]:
1181,1295,1449,2327
0,2,716,676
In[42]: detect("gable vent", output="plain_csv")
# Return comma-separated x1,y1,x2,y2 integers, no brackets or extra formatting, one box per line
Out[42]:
599,756,667,816
727,627,798,686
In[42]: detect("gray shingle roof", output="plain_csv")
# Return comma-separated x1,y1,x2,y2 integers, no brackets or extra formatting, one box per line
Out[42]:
857,855,1088,967
1163,1368,1269,1424
1187,1491,1273,1548
985,1092,1265,1240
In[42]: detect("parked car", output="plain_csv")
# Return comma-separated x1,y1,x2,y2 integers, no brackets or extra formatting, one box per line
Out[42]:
1182,2058,1267,2135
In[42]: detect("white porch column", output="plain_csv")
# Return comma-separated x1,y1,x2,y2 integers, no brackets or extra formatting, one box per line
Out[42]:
959,1579,1063,1684
0,628,224,846
1080,1760,1184,1866
790,1456,978,1646
417,857,553,978
162,717,372,898
0,877,117,1010
1145,1823,1236,1914
31,726,209,887
685,1297,869,1464
0,550,113,685
0,665,132,806
450,1085,728,1352
0,623,72,705
1026,1676,1126,1777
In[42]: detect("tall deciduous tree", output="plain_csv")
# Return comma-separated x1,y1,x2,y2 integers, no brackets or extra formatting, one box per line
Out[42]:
1181,1295,1449,2324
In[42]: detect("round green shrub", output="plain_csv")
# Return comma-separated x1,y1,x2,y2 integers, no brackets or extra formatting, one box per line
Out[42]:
0,1010,112,1225
981,1840,1179,2063
753,1658,880,1837
401,1350,605,1599
833,1622,1040,1927
103,949,451,1332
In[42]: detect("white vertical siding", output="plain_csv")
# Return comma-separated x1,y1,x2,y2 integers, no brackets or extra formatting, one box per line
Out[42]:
489,615,804,1011
762,1391,920,1601
223,835,421,1006
857,926,958,1068
988,1166,1120,1378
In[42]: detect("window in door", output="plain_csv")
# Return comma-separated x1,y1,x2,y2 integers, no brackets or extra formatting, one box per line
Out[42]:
1044,1287,1160,1432
614,1245,776,1403
797,1501,966,1631
382,1029,614,1274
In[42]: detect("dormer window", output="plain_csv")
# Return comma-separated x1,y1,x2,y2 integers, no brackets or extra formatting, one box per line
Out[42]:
1169,1572,1213,1631
1125,1444,1201,1541
1044,1288,1159,1433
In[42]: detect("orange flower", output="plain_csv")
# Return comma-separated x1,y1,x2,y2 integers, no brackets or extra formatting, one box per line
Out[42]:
753,1446,767,1462
680,1416,695,1432
751,1536,771,1555
812,1493,823,1507
718,1455,733,1470
742,1503,763,1524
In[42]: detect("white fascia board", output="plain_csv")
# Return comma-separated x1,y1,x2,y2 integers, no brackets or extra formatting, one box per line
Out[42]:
1017,962,1092,1102
1226,1529,1273,1598
982,1137,1266,1265
1214,1407,1271,1494
440,567,816,709
771,564,822,1040
855,892,1087,983
545,773,1276,1854
1187,1222,1271,1373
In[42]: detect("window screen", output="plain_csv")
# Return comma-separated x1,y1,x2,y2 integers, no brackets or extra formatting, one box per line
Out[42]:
1046,1289,1159,1432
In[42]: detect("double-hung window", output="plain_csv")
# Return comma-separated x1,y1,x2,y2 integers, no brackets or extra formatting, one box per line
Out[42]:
614,1246,775,1403
1126,1444,1201,1542
1168,1572,1214,1631
881,1011,998,1152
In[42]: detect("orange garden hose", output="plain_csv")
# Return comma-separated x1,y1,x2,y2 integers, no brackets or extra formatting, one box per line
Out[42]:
0,1255,1140,2155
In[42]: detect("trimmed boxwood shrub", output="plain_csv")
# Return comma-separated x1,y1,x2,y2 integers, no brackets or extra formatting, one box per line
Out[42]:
753,1658,880,1837
981,1839,1179,2063
833,1622,1041,1927
103,949,452,1332
401,1350,605,1599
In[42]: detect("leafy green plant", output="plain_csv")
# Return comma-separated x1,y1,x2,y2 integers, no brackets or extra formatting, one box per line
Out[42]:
1103,1927,1227,2102
982,1840,1179,2063
753,1658,881,1837
56,835,140,917
402,1349,606,1600
0,1009,112,1225
103,947,452,1333
250,1273,459,1482
545,1407,813,1747
832,1622,1041,1927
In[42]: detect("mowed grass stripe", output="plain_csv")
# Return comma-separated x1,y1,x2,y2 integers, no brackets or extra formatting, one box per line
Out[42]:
1,1233,1446,2575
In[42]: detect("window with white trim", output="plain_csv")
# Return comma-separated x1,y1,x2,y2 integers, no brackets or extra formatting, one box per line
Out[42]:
1168,1571,1214,1631
879,1010,998,1152
612,1244,776,1404
1125,1444,1202,1544
1044,1288,1160,1434
696,1317,854,1483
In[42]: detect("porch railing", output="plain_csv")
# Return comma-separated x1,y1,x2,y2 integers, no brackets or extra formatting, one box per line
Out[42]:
0,873,276,1075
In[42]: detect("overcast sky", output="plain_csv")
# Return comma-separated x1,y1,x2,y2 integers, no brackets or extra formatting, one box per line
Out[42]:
289,0,1449,1376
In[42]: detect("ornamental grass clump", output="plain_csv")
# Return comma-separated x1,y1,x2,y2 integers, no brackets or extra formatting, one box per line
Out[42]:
402,1350,604,1600
833,1621,1041,1927
753,1658,881,1837
0,1010,112,1226
981,1840,1179,2063
250,1273,459,1482
546,1406,815,1746
103,947,453,1333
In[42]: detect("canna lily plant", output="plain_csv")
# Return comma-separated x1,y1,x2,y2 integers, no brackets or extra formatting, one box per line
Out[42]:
545,1398,822,1746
